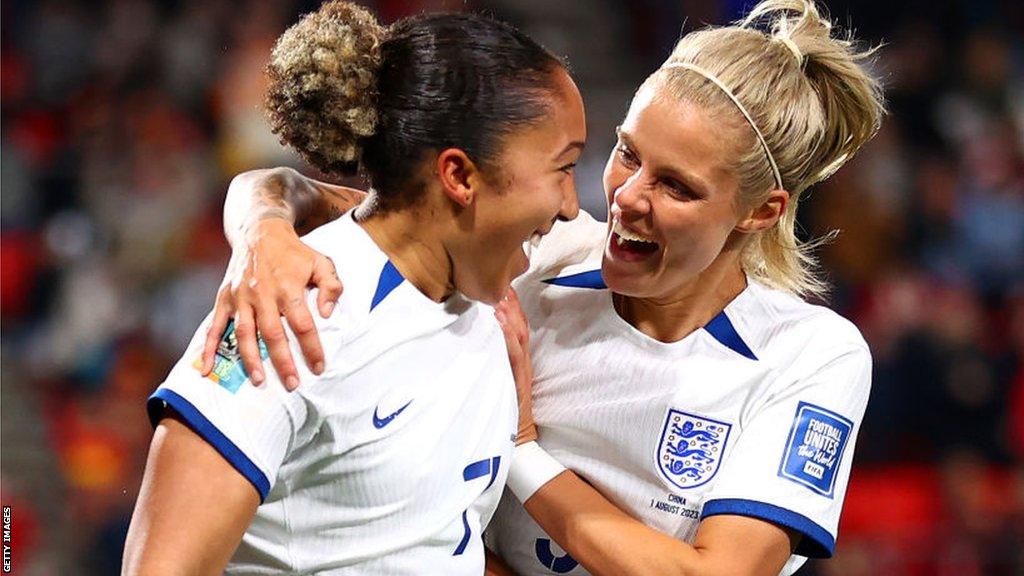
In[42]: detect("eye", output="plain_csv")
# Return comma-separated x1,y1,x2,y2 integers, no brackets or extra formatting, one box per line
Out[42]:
615,141,639,170
559,162,577,175
663,178,698,200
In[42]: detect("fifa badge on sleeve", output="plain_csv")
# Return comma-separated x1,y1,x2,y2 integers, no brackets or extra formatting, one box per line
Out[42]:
778,401,853,497
193,319,269,393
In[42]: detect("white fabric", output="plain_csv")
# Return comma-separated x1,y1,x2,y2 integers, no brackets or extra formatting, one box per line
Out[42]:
151,212,518,575
507,441,568,503
487,212,871,576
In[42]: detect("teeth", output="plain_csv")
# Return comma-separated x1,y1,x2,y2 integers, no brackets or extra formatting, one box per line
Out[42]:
613,220,656,244
529,231,543,248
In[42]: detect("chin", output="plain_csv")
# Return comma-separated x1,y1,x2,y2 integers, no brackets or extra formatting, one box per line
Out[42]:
601,258,656,298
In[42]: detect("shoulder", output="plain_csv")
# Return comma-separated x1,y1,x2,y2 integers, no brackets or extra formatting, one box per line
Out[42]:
743,282,868,355
300,211,374,268
735,282,871,388
300,212,390,324
518,209,606,284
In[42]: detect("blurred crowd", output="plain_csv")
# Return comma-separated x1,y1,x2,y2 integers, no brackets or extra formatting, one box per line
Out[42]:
1,0,1021,574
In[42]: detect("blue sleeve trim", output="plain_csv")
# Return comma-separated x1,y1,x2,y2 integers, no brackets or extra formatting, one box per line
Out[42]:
147,388,271,502
703,311,758,360
701,498,834,558
541,269,607,289
371,260,406,311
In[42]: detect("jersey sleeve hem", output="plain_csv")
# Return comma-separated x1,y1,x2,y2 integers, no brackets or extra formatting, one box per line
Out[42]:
700,498,834,558
147,388,272,502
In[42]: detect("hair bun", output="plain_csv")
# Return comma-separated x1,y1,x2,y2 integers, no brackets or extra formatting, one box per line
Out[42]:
265,1,385,175
740,0,832,62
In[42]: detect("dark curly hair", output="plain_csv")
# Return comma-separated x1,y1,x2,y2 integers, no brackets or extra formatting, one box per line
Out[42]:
265,1,566,210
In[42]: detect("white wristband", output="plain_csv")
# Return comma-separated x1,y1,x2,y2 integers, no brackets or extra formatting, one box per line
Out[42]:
507,441,567,503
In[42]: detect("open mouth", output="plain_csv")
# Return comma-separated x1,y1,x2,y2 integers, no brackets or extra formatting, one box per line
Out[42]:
524,220,556,249
609,220,660,260
528,230,544,248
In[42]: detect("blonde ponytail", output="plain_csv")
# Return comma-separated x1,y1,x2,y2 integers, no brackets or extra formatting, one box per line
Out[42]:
649,0,885,298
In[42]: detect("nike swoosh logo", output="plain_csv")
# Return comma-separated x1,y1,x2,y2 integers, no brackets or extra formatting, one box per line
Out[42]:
372,400,413,429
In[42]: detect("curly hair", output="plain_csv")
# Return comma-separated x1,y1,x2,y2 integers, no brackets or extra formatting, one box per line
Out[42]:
264,2,565,211
265,1,384,175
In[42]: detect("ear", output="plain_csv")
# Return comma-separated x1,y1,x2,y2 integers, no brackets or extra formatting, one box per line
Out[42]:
735,189,789,234
436,148,482,208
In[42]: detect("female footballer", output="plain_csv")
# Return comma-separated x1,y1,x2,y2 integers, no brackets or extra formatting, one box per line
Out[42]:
203,1,884,574
122,3,585,574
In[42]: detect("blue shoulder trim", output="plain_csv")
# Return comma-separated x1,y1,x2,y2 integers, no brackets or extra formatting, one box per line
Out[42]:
147,388,271,502
701,498,834,558
542,269,607,289
371,260,405,311
703,311,758,360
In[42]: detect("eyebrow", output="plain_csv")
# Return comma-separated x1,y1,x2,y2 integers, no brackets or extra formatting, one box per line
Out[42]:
615,126,712,197
555,141,586,160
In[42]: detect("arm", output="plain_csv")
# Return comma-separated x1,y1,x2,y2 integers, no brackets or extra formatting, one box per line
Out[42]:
122,413,260,576
222,166,366,246
495,295,797,576
485,549,518,576
202,168,366,390
520,472,796,576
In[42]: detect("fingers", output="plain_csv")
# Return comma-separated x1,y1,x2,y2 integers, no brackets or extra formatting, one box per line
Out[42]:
281,294,325,377
496,310,522,361
312,255,343,318
498,307,538,445
253,293,301,391
201,287,234,375
496,289,529,348
506,288,527,323
232,304,265,386
496,309,531,387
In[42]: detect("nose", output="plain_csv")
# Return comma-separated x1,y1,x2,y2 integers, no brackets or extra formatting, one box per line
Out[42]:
557,179,580,221
612,171,650,216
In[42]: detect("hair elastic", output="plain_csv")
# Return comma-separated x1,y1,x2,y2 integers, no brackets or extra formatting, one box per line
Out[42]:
778,36,804,65
661,62,784,190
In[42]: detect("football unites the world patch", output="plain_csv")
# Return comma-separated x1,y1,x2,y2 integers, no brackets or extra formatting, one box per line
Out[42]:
656,409,732,490
193,319,269,393
778,401,853,497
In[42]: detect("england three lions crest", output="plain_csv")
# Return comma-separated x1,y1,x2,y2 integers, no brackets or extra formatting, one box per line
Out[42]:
656,409,732,490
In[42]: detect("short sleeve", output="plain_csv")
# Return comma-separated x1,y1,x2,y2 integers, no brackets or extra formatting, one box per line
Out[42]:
147,314,309,502
700,345,872,558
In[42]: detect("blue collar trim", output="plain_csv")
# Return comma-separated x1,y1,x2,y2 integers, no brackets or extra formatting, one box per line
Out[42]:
371,261,405,311
542,269,607,289
704,310,758,360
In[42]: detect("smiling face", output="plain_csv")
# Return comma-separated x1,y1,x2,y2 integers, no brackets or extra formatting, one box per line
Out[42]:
601,86,752,301
451,68,587,304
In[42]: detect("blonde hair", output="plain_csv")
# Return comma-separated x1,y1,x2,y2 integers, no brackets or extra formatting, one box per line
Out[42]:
648,0,885,297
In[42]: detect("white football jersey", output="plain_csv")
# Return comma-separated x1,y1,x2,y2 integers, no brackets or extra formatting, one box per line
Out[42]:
149,212,517,575
487,211,871,576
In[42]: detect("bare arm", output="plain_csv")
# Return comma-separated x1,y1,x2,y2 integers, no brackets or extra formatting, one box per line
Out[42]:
122,413,260,575
521,472,796,576
202,168,366,390
495,294,795,576
485,549,518,576
223,166,367,248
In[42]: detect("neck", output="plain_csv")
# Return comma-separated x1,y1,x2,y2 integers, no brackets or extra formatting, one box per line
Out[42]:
358,206,454,302
613,259,747,344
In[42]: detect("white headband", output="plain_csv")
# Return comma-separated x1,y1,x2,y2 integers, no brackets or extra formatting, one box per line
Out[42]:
660,62,784,190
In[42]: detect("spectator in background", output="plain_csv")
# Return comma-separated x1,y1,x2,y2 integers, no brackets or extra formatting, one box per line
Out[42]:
0,1,1020,574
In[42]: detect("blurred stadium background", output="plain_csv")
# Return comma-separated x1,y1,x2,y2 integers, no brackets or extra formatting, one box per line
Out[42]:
1,0,1021,574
